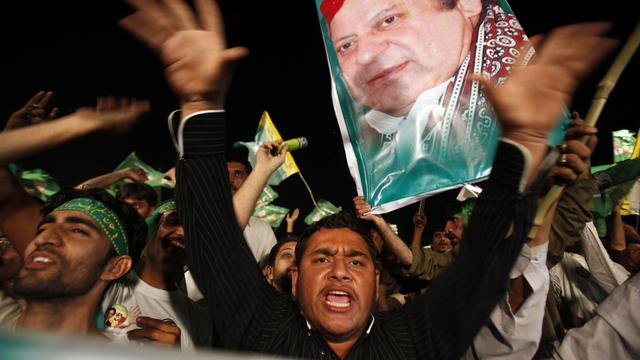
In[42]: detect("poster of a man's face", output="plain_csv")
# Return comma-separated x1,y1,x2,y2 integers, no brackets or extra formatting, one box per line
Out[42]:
316,0,566,212
329,0,480,117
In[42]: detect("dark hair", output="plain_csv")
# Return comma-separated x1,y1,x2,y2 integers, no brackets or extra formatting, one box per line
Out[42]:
116,182,158,208
42,188,146,266
267,236,299,268
295,211,379,269
227,147,252,173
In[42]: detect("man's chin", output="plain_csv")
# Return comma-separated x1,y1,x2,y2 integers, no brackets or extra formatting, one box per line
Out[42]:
363,95,415,117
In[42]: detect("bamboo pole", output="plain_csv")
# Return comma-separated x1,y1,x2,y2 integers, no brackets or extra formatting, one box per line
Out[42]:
528,21,640,240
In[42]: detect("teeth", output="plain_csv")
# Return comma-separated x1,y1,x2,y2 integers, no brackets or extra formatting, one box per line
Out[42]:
33,256,52,263
329,291,348,296
326,300,350,308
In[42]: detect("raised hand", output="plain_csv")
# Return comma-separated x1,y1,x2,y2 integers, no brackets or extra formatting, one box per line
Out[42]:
128,316,181,347
475,23,616,176
119,0,248,112
254,140,287,175
121,167,149,183
549,112,598,183
5,90,59,131
75,97,150,132
353,196,381,223
286,208,300,224
412,212,427,230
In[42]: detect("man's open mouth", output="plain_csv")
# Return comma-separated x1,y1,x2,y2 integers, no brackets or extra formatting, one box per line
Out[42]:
324,290,353,311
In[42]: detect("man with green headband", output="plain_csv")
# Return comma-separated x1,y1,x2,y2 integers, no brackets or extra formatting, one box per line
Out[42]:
100,200,211,351
0,188,145,336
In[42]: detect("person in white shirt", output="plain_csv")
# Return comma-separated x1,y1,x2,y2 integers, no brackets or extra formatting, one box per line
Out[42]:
101,200,211,351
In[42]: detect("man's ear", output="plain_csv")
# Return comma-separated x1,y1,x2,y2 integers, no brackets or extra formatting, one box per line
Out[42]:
457,0,482,18
265,265,274,283
291,266,299,297
100,255,132,281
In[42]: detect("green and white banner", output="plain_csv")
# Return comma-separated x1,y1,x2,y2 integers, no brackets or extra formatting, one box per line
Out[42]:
314,0,567,213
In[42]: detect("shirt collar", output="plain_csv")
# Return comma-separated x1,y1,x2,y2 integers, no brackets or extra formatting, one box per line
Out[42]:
364,78,452,136
304,314,376,335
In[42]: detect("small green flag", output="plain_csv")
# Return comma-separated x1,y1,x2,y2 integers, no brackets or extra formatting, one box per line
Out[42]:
304,199,342,225
9,165,61,202
613,129,636,163
253,204,290,228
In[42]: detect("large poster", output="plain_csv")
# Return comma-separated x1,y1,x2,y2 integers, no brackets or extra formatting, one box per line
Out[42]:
315,0,566,213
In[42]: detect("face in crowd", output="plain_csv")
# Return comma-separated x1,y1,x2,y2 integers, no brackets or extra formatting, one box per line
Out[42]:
266,240,298,293
144,210,185,268
227,161,249,194
123,197,155,219
292,214,380,343
14,199,135,301
431,231,452,253
325,0,481,116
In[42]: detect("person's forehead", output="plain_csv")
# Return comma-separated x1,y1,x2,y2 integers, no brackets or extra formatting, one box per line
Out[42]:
45,210,106,242
159,210,180,225
227,161,247,172
48,210,98,226
332,0,429,30
305,227,370,253
279,241,297,253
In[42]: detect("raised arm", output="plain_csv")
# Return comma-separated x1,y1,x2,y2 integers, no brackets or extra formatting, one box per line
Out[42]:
0,97,149,165
411,212,427,249
0,94,148,256
232,141,286,229
76,167,148,190
354,196,413,266
400,23,616,359
119,0,274,349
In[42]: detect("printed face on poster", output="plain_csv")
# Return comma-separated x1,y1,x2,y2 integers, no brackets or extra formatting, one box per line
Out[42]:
315,0,567,213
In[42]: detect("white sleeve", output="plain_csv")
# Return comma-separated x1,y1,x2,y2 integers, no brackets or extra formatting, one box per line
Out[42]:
555,271,640,359
467,242,549,360
580,221,630,293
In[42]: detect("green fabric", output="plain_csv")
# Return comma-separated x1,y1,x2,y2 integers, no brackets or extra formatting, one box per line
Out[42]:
255,185,279,208
233,111,300,186
113,152,175,190
591,159,640,236
304,199,341,225
612,129,636,163
145,200,176,238
8,165,61,202
54,198,128,256
253,204,289,228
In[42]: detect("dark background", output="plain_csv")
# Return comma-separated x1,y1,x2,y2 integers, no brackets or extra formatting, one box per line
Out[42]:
1,1,637,242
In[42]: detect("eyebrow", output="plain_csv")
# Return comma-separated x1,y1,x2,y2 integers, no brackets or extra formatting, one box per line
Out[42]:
309,247,370,259
334,5,400,44
37,213,101,234
346,249,370,259
65,216,102,234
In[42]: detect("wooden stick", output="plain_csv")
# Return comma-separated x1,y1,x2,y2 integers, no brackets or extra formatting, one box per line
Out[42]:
528,21,640,240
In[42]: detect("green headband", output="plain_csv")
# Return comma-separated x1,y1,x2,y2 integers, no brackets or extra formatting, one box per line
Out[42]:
54,198,129,256
145,200,177,237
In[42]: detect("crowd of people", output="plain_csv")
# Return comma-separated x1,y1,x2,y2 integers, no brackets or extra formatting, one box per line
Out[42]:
0,0,638,359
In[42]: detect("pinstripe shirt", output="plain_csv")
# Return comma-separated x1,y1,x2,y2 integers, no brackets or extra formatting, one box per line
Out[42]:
174,111,538,359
